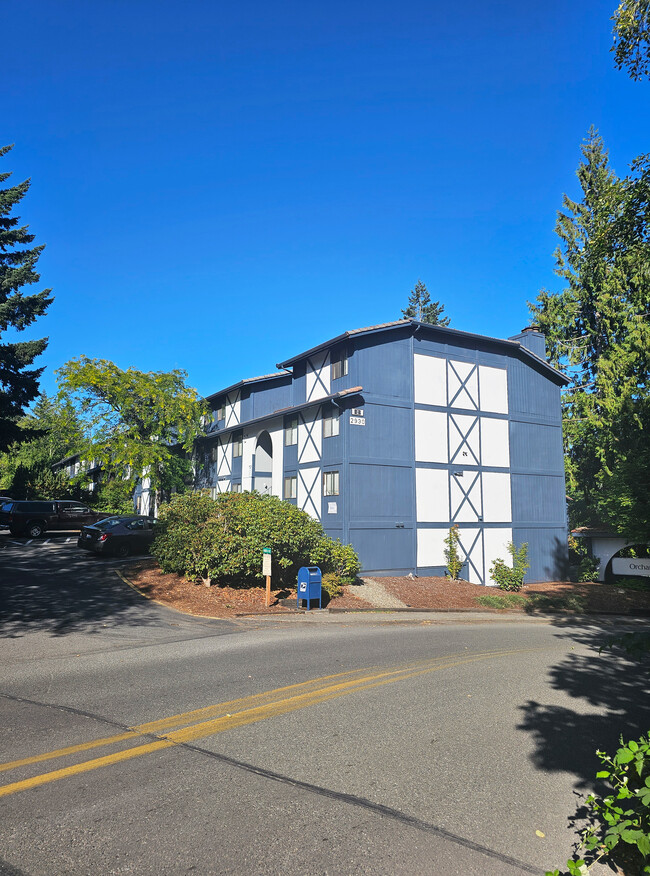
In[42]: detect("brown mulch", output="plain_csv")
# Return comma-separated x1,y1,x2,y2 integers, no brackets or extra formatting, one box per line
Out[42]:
124,561,650,619
126,561,373,618
380,576,650,615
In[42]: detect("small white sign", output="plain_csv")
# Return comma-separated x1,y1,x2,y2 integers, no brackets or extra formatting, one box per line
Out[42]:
262,549,272,576
328,502,337,514
351,408,364,416
349,416,365,426
612,558,650,578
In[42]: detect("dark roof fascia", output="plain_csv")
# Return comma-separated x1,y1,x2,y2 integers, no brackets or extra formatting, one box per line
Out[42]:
199,386,364,443
276,323,411,369
53,453,81,468
276,319,569,387
205,372,292,404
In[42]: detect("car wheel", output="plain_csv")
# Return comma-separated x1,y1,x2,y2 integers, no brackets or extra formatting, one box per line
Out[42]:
114,543,130,558
27,522,45,538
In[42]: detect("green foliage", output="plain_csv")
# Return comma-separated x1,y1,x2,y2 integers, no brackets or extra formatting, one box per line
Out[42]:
320,572,343,601
525,592,587,613
475,593,526,609
56,357,207,495
444,524,463,580
489,541,529,591
401,279,450,326
568,535,601,583
613,0,650,80
547,732,650,876
529,131,650,542
0,145,53,451
0,394,85,498
87,479,135,516
151,490,361,589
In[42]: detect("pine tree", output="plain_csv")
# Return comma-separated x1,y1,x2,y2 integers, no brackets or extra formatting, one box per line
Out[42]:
529,129,650,539
401,279,450,326
0,144,53,451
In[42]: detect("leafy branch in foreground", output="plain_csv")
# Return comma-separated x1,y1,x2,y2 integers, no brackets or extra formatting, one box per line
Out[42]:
546,732,650,876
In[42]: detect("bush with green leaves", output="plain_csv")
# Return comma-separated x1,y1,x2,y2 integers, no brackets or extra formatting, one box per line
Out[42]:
152,490,360,589
546,731,650,876
489,541,529,591
444,524,463,580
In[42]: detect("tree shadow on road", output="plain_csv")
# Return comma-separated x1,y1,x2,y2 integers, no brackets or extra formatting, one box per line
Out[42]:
518,616,650,792
0,540,212,637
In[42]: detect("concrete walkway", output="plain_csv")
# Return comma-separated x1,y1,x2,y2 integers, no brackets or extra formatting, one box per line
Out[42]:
351,576,409,608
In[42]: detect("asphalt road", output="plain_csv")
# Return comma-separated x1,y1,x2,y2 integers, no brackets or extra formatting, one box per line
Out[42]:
1,534,647,876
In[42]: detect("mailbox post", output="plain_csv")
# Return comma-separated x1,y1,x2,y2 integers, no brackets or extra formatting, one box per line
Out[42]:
297,566,322,610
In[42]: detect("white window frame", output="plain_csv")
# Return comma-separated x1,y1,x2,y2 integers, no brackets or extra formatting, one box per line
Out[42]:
284,416,298,446
323,406,340,438
231,482,242,493
331,350,348,380
323,470,339,496
232,432,243,458
284,476,297,499
217,402,226,420
210,446,218,463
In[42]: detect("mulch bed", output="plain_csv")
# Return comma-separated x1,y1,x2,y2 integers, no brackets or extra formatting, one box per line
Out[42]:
380,576,650,615
125,561,650,619
126,561,373,617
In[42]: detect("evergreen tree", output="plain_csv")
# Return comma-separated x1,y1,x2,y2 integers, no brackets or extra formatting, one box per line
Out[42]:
401,279,450,326
0,145,53,451
529,130,650,539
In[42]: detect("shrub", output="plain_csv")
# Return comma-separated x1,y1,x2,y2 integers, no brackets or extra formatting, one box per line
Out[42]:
320,572,343,601
444,524,463,580
489,541,529,591
568,534,600,583
151,490,360,589
546,732,650,876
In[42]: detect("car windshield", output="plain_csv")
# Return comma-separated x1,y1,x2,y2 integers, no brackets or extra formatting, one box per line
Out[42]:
94,517,128,531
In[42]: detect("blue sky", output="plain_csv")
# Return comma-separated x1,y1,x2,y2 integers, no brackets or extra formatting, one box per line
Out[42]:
4,0,649,399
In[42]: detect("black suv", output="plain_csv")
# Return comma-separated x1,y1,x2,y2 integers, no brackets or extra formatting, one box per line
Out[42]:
0,500,109,538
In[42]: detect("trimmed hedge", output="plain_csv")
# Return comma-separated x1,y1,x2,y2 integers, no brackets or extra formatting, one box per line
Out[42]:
152,490,360,588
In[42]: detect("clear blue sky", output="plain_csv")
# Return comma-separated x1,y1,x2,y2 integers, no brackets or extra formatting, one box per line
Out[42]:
4,0,649,399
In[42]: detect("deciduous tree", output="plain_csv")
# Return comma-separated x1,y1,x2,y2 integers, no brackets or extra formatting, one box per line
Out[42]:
613,0,650,80
56,358,208,500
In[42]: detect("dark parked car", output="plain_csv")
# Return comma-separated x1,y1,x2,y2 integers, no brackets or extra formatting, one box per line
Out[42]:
78,516,157,558
0,500,109,538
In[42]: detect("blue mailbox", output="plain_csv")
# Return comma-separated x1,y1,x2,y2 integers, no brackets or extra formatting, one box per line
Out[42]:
297,566,322,610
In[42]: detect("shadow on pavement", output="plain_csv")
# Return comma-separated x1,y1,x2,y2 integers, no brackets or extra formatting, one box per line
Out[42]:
518,616,650,791
0,538,184,638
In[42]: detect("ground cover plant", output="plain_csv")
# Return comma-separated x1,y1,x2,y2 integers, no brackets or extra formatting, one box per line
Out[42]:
151,490,360,589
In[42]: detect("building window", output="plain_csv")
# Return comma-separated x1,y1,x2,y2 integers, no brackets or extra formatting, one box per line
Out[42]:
284,476,297,499
210,446,218,463
323,470,339,496
331,349,348,380
284,416,298,446
231,482,242,493
232,431,243,457
217,402,226,420
323,405,339,438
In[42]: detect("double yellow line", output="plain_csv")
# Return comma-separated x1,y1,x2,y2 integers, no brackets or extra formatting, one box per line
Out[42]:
0,648,531,799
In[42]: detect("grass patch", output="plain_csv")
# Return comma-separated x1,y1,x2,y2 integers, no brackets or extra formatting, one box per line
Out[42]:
609,577,650,592
524,592,587,613
475,593,527,609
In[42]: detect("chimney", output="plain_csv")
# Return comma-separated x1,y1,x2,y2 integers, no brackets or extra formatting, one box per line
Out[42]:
508,325,546,359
